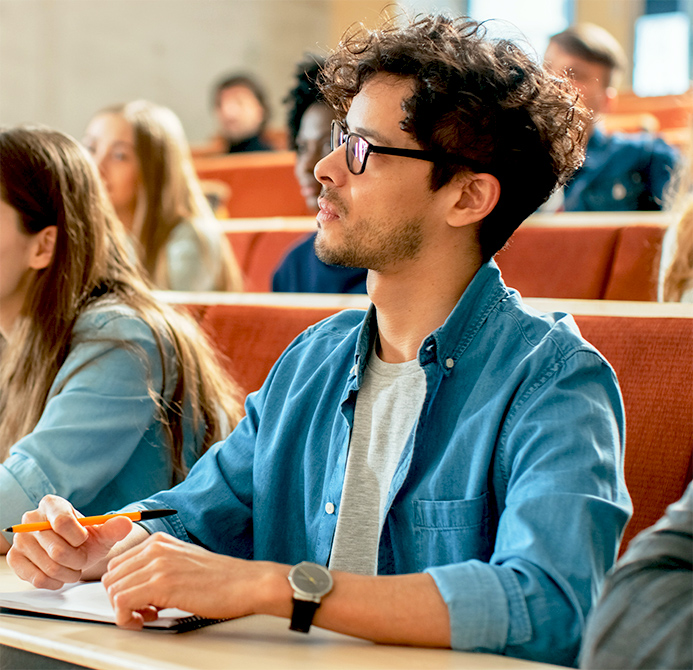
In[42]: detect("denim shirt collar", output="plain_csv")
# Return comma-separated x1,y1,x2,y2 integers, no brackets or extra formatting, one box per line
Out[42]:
351,260,508,383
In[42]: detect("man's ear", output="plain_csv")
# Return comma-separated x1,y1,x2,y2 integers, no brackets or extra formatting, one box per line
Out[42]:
447,173,501,229
28,226,57,270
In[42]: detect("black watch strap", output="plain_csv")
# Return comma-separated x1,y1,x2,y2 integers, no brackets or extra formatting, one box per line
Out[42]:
289,597,321,633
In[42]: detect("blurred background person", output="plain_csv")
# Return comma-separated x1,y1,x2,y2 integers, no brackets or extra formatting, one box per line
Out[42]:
579,481,692,669
544,23,680,211
212,73,272,153
83,100,242,291
0,126,244,553
272,56,367,294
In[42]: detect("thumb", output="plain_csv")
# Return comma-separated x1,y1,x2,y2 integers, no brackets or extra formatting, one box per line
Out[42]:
86,517,133,554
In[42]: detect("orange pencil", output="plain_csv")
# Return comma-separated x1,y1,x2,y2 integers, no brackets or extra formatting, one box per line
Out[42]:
3,509,177,533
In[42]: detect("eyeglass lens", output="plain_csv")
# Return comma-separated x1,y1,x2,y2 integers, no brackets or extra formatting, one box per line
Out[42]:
331,121,368,175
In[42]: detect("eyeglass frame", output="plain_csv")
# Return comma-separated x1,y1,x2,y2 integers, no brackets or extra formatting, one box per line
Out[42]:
330,120,438,175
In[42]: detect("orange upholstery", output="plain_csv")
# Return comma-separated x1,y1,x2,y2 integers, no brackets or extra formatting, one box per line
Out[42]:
496,225,621,299
198,302,344,395
610,90,693,132
193,152,308,218
603,225,668,300
576,312,693,551
222,217,668,299
226,230,310,292
169,294,693,556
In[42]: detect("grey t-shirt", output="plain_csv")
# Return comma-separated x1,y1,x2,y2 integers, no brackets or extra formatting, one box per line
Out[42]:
329,349,426,575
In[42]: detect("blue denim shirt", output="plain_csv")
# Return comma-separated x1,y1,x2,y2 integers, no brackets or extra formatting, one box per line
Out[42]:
563,128,679,211
134,261,631,666
0,301,200,543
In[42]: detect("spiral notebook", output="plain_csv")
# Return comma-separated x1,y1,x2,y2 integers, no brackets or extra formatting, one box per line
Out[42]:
0,581,225,632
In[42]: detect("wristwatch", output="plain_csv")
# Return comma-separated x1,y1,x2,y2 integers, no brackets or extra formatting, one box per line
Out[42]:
287,561,333,633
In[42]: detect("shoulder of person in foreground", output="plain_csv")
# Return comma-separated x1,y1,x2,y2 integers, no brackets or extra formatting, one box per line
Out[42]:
579,482,693,670
0,299,181,543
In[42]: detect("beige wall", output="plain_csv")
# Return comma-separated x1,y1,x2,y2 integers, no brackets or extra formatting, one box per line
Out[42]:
0,0,388,143
0,0,666,144
575,0,647,91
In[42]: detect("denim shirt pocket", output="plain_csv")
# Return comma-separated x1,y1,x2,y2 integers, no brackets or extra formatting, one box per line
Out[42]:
412,492,493,572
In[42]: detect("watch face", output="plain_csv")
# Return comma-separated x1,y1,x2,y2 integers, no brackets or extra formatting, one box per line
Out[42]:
289,562,333,597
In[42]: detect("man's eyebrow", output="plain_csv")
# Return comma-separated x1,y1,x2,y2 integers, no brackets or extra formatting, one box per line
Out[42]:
351,125,393,146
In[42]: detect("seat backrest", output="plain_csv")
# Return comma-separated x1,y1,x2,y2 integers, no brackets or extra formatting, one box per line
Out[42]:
198,302,354,394
226,230,311,292
194,152,307,217
603,224,667,300
221,215,668,299
496,225,621,299
573,310,693,551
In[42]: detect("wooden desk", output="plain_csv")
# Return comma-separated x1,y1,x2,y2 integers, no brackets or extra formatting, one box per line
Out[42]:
0,559,563,670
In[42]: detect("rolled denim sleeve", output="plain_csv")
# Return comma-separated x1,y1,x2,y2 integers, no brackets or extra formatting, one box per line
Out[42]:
427,348,631,666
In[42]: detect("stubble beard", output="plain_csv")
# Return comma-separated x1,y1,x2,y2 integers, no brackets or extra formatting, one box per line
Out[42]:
315,191,424,272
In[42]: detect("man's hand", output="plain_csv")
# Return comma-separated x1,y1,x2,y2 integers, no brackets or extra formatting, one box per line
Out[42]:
101,532,291,629
6,495,137,589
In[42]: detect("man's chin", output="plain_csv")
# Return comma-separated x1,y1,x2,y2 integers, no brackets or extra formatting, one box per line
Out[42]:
314,239,366,270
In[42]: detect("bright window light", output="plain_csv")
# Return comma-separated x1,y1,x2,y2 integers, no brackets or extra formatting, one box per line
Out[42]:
633,12,691,96
468,0,570,62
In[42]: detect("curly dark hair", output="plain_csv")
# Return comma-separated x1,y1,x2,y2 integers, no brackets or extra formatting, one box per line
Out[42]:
285,55,326,150
321,14,589,261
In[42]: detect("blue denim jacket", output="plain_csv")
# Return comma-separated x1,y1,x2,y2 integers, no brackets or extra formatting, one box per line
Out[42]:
135,261,631,666
0,301,200,542
563,128,678,211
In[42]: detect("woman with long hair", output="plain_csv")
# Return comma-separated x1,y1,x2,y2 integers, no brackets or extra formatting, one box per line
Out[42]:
0,125,244,553
659,129,693,303
82,100,243,291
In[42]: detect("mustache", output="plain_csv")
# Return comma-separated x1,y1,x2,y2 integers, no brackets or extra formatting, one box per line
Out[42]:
319,186,348,214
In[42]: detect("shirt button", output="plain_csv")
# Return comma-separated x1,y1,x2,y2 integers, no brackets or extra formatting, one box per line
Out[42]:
445,358,454,369
325,502,335,514
350,365,357,375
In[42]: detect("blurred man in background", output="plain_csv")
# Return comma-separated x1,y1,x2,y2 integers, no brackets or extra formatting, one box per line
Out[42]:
212,73,272,153
544,23,679,211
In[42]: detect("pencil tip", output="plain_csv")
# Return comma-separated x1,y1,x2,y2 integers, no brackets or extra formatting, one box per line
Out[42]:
2,527,12,532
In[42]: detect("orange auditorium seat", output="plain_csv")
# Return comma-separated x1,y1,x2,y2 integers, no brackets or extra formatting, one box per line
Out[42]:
194,152,308,218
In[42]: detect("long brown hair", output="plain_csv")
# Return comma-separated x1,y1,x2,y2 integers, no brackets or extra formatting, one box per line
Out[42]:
0,126,244,478
93,101,242,291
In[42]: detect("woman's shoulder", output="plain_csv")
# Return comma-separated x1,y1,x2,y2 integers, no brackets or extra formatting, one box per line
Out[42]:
169,216,223,246
72,298,161,343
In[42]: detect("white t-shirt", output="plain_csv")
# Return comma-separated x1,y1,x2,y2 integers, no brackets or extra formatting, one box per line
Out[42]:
329,349,427,575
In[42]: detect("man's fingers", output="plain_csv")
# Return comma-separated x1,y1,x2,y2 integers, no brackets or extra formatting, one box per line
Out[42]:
37,496,88,548
6,544,79,590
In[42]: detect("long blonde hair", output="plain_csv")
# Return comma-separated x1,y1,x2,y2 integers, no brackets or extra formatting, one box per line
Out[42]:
95,101,242,291
0,126,244,478
662,126,693,302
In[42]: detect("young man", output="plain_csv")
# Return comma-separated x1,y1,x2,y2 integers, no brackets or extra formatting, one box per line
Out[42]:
7,15,631,667
543,23,679,211
212,73,272,153
272,55,368,294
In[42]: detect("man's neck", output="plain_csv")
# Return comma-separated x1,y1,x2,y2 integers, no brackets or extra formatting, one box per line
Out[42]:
368,236,482,364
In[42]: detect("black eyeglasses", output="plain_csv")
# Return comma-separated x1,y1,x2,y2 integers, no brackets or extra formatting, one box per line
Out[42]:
331,120,437,175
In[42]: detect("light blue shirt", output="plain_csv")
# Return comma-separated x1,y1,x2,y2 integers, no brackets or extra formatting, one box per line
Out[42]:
0,301,201,543
134,261,631,666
